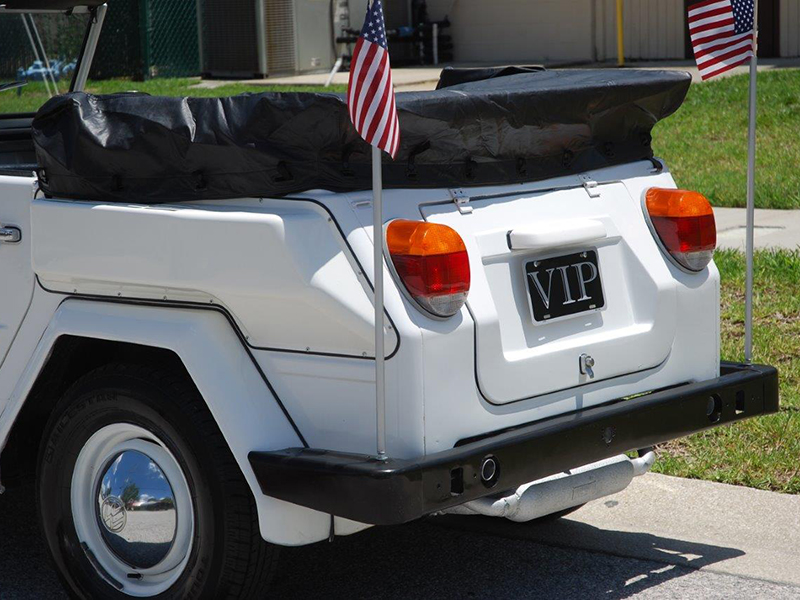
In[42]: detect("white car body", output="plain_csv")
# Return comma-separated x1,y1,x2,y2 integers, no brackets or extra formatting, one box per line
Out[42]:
0,158,719,545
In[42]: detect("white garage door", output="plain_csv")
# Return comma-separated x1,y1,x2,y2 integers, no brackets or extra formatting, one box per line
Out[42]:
781,0,800,56
596,0,686,60
426,0,687,63
426,0,596,63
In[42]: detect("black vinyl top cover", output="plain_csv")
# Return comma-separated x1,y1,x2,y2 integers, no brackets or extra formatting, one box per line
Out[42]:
32,69,691,203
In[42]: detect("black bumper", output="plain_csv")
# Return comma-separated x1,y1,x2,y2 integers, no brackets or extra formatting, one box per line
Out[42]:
249,361,778,526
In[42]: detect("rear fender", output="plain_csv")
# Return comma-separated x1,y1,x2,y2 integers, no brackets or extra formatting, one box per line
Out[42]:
1,298,360,545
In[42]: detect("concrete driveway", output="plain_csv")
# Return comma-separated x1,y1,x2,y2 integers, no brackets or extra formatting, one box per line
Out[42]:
1,473,798,598
715,206,800,251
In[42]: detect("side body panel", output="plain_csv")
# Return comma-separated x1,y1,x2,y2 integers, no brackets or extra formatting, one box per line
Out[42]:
31,198,398,358
322,160,720,453
0,295,363,545
0,175,36,369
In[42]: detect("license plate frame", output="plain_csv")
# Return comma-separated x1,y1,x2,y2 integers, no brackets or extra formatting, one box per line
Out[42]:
523,249,605,323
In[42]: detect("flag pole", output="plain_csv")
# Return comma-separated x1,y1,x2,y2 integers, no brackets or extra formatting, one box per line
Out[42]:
744,0,758,363
372,144,388,460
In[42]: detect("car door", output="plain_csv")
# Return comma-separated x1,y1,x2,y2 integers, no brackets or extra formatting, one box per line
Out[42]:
0,173,35,370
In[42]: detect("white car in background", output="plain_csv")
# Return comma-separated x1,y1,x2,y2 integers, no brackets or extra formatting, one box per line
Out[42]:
0,1,778,598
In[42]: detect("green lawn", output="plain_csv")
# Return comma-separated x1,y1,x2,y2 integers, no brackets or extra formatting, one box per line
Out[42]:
653,69,800,209
0,77,345,114
654,249,800,493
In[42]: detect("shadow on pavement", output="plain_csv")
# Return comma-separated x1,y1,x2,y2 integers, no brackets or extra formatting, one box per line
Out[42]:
269,516,745,599
0,484,745,599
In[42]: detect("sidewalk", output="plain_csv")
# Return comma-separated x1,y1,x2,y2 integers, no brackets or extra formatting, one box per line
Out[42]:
194,57,800,91
440,472,800,587
714,206,800,251
195,66,443,92
601,57,800,83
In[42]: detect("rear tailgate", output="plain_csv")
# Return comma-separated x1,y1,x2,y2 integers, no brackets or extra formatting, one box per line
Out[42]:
421,180,677,404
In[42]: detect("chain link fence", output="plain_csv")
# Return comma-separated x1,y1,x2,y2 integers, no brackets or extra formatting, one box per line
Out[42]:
0,13,86,82
139,0,201,78
0,0,201,82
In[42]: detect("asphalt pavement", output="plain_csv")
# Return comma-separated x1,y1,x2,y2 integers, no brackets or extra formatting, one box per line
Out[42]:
1,473,799,599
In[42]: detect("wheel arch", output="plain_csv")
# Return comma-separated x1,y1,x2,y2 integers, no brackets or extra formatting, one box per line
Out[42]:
0,298,333,546
3,335,185,486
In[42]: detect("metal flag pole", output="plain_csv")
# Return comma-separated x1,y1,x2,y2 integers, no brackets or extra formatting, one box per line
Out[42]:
745,0,759,363
372,144,387,460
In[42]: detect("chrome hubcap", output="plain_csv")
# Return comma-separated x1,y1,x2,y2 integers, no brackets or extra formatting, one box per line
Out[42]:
72,424,194,597
96,450,178,569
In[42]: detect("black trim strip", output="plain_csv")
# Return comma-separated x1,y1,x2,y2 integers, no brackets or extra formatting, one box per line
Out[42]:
282,196,401,360
249,361,779,525
32,197,400,361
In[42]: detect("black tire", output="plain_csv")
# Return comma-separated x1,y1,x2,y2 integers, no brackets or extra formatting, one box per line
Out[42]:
37,363,279,599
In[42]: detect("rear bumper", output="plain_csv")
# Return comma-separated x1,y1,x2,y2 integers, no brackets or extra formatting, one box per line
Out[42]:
249,361,778,526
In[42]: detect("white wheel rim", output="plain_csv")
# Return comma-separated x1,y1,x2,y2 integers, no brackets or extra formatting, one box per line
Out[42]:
71,423,194,597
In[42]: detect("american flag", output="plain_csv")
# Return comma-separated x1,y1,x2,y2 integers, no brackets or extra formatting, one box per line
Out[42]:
347,0,400,159
688,0,755,81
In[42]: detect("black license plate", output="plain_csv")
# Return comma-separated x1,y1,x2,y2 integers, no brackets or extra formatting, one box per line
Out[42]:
524,250,605,322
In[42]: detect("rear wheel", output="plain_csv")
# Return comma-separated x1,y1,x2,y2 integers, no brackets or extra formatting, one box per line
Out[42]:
37,363,278,598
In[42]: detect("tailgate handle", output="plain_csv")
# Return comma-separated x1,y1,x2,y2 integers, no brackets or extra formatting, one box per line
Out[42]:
508,219,606,251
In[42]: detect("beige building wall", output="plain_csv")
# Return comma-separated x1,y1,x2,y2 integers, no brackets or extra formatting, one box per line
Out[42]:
425,0,687,63
596,0,686,60
780,0,800,56
425,0,596,63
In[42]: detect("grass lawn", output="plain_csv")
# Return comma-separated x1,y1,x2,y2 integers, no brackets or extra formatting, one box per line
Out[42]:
653,69,800,210
654,249,800,493
0,77,346,114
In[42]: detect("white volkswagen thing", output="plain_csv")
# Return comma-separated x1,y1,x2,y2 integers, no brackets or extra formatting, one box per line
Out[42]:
0,2,779,598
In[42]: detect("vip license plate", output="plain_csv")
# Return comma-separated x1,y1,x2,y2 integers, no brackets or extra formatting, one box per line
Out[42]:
524,250,605,322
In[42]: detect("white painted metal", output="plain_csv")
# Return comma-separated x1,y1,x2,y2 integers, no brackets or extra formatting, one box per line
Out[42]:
0,158,719,545
440,452,656,522
31,198,397,358
508,219,607,251
338,160,718,453
0,299,336,546
422,181,682,403
71,424,194,595
0,175,36,370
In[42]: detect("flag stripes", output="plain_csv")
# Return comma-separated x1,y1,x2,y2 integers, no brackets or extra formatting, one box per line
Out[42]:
688,0,755,80
347,0,400,158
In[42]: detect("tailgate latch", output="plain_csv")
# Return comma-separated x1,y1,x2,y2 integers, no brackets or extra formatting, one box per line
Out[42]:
579,174,601,198
449,188,473,214
580,353,596,378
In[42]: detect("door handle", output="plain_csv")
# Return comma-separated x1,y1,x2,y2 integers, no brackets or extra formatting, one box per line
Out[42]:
0,225,21,244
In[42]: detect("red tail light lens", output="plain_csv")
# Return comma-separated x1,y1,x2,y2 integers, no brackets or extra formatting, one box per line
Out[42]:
386,219,470,318
644,188,716,272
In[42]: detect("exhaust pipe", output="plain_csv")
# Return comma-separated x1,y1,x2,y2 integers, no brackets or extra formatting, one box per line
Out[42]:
441,451,655,522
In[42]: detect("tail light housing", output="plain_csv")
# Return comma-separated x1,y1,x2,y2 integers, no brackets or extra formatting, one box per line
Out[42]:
644,188,716,272
385,219,470,318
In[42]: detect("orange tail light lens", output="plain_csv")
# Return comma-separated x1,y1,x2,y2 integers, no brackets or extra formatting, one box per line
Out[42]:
644,188,716,272
386,219,470,318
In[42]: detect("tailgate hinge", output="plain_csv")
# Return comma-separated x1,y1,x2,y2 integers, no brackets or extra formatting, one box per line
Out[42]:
449,188,473,214
579,174,601,198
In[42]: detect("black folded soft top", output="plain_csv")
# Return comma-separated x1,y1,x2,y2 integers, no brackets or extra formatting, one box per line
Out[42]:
32,69,691,203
